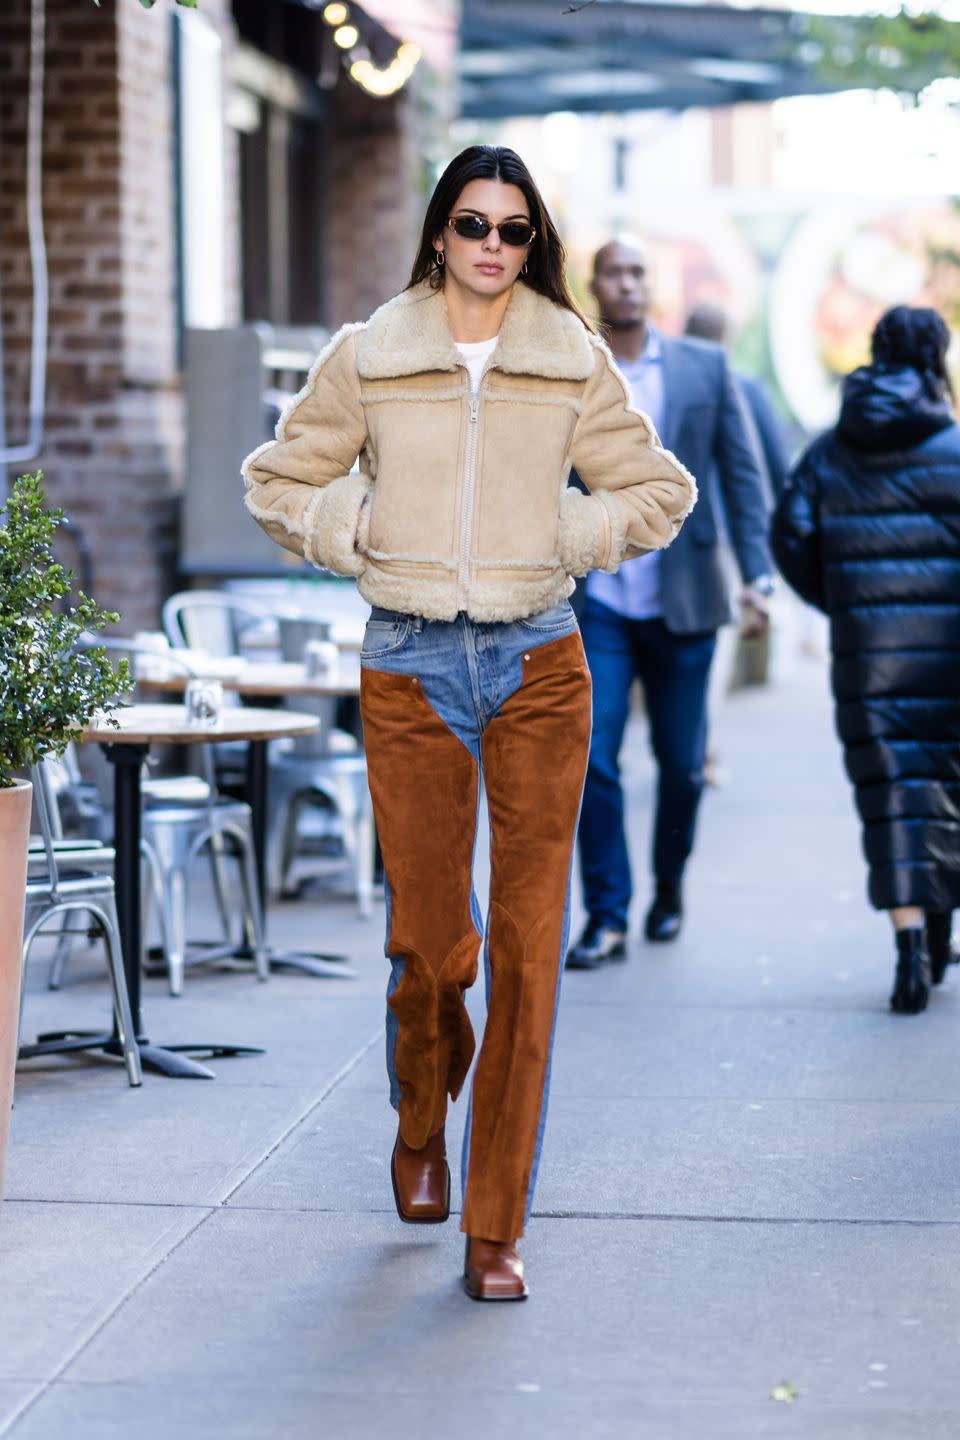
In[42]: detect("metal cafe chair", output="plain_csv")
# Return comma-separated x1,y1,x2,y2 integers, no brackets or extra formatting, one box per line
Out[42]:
20,761,142,1087
163,591,374,914
162,589,274,662
268,613,374,915
38,743,196,991
31,750,116,992
139,787,267,998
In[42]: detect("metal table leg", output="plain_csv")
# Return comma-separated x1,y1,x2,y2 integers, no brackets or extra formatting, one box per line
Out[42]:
244,738,355,979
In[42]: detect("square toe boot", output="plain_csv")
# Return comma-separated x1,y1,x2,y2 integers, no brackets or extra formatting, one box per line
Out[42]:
391,1127,450,1224
463,1237,528,1302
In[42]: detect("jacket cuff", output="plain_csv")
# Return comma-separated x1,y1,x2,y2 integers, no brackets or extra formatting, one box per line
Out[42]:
557,488,602,575
305,472,371,577
557,487,627,576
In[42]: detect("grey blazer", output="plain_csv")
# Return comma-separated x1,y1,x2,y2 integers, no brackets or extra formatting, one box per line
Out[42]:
574,333,773,635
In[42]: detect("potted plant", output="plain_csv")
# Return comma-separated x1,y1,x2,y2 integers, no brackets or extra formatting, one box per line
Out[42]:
0,472,131,1201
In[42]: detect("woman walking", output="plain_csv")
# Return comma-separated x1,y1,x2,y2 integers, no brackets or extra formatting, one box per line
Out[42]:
773,305,960,1015
243,146,695,1297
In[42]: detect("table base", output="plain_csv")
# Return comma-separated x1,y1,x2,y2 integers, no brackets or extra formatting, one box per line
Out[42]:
143,941,356,982
244,740,358,982
26,1028,264,1081
266,947,356,979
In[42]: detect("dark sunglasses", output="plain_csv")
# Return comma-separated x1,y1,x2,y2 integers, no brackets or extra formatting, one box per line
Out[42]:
446,215,536,248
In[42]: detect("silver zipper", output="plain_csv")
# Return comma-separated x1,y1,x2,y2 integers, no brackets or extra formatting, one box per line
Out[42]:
456,367,489,612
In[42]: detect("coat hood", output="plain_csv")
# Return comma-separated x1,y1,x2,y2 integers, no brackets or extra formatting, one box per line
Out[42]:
836,363,955,454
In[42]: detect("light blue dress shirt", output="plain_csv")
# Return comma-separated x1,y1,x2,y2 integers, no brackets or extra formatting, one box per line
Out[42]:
585,329,666,620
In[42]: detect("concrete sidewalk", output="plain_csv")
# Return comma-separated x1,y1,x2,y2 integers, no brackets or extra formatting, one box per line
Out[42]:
3,649,960,1439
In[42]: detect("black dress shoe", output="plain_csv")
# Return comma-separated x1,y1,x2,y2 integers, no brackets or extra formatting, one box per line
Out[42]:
927,911,958,986
890,927,931,1015
645,886,683,943
565,923,627,970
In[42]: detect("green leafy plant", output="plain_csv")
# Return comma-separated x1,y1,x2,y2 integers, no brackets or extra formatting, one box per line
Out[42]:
0,473,132,788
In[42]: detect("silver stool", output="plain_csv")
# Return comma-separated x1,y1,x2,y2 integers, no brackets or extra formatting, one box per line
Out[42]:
21,763,141,1087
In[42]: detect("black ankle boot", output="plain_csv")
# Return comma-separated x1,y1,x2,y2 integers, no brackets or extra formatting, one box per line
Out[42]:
926,911,957,986
890,928,931,1015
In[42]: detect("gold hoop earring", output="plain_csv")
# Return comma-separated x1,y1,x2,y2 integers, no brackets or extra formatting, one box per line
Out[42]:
521,261,529,276
435,250,444,267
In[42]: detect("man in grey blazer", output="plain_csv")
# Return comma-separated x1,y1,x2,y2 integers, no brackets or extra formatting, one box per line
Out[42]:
567,238,775,968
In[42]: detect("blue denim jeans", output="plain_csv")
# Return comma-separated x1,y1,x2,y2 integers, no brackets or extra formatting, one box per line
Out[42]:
577,598,717,931
359,601,591,1241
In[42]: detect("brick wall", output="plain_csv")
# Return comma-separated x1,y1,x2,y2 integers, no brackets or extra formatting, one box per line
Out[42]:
0,0,239,631
0,0,455,616
326,91,422,327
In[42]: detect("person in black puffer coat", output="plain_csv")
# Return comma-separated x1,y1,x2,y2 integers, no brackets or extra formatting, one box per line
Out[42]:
772,305,960,1016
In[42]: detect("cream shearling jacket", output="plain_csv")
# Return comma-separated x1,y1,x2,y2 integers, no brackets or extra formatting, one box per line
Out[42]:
242,280,697,623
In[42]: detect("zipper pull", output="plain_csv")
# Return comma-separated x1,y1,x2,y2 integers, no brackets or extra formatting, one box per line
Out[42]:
469,398,479,423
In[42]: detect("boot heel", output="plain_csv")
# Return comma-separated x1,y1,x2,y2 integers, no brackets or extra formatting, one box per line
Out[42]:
890,928,931,1015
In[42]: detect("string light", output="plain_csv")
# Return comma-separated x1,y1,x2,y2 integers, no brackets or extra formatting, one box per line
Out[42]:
349,41,422,97
319,1,422,100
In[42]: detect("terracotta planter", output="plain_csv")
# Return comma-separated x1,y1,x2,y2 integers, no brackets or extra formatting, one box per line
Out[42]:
0,780,31,1204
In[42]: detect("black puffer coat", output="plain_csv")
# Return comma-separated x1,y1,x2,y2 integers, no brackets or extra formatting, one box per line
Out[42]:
772,364,960,912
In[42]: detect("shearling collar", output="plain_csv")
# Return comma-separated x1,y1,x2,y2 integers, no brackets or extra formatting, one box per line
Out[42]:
356,279,595,383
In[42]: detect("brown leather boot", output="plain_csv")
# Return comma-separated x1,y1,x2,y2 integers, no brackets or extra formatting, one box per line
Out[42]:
391,1127,450,1224
463,1236,528,1301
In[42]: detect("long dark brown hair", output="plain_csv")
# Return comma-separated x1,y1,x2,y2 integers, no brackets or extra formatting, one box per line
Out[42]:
872,304,955,403
408,145,594,332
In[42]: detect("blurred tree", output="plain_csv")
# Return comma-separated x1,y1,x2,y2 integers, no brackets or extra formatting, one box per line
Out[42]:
804,8,960,99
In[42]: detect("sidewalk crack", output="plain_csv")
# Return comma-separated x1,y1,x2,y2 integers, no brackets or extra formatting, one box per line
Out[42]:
219,1028,383,1205
0,1029,383,1438
0,1207,213,1439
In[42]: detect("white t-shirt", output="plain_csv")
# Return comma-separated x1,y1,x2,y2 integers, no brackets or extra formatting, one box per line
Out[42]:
455,336,499,395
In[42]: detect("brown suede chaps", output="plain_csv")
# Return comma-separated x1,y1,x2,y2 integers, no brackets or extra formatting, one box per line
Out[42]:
361,628,591,1242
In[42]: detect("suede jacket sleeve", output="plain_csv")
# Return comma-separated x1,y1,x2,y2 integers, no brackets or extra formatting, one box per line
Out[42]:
242,326,370,576
560,341,698,576
770,442,827,612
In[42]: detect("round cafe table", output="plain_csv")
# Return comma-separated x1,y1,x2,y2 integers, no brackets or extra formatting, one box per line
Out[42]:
40,705,326,1081
136,657,360,701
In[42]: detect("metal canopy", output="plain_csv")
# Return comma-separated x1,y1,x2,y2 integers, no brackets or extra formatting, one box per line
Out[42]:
460,0,882,117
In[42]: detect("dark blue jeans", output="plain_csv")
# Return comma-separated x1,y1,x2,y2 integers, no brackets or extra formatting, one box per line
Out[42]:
578,598,717,931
